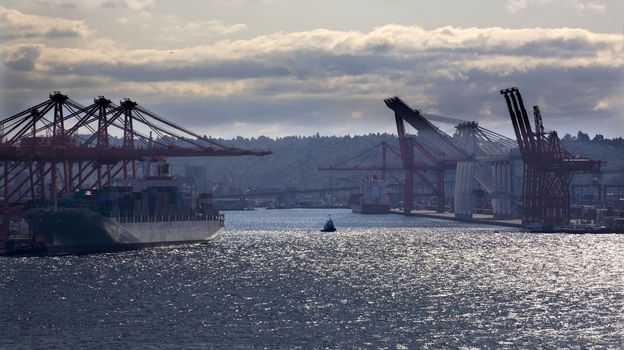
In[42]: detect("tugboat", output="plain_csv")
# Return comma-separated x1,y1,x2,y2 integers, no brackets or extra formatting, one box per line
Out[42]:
320,216,336,232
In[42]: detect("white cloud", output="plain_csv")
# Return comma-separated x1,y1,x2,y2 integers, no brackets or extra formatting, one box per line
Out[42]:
100,0,155,10
208,0,277,4
26,0,155,10
507,0,529,12
2,24,623,137
3,44,43,71
4,25,622,98
117,11,152,25
3,26,614,80
159,20,248,40
350,111,363,119
0,6,93,42
506,0,607,14
6,22,619,75
574,2,607,13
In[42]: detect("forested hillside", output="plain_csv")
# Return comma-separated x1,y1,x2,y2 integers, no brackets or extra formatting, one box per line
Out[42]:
170,134,401,190
561,132,624,170
169,132,624,190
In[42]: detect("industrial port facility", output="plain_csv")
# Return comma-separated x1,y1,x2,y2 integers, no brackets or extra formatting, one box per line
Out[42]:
322,87,622,232
385,87,608,231
0,87,622,254
0,92,270,255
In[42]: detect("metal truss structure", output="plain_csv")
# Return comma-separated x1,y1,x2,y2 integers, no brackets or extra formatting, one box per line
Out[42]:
0,92,270,215
385,97,516,218
500,87,602,226
318,141,451,210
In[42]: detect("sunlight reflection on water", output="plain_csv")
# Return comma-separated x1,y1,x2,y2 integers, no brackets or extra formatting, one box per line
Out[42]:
2,209,624,348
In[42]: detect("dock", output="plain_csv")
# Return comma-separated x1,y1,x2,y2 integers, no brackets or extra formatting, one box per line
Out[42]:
391,210,525,229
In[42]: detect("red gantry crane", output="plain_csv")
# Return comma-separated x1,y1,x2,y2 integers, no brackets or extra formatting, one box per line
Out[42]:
319,141,454,213
500,87,602,227
0,92,270,240
319,141,405,184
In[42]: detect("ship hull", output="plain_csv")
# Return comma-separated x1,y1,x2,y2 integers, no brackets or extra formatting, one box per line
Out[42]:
23,208,223,255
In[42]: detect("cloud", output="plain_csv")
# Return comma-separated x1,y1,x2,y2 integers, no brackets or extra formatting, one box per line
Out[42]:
159,20,248,40
0,6,93,42
13,25,619,77
507,0,529,12
99,0,155,10
26,0,153,10
208,0,277,4
506,0,607,14
32,0,84,9
3,44,42,71
116,11,152,25
2,24,623,137
44,58,290,81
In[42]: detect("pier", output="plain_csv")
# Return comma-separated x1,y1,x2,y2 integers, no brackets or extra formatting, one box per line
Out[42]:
391,209,524,229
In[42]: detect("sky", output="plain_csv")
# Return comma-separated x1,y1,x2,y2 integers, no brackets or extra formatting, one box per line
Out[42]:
0,0,623,139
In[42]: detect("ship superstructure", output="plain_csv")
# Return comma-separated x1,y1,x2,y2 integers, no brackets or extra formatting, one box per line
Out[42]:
19,160,223,255
350,175,391,214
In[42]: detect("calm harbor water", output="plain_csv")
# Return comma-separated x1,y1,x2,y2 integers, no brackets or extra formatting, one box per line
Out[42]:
2,208,624,348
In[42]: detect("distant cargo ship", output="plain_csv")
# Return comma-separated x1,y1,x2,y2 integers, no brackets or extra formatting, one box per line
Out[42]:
16,162,223,255
350,175,391,214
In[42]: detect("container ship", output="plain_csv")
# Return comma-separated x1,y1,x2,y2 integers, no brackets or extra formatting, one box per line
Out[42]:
349,175,391,214
14,162,223,256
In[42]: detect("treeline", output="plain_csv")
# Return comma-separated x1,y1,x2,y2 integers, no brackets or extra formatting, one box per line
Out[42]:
169,132,624,189
561,131,624,148
560,131,624,169
170,133,401,190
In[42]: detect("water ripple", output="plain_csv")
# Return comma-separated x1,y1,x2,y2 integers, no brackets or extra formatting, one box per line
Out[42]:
1,209,623,348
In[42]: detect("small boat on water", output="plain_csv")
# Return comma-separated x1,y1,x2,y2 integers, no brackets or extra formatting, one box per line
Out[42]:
320,216,336,232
